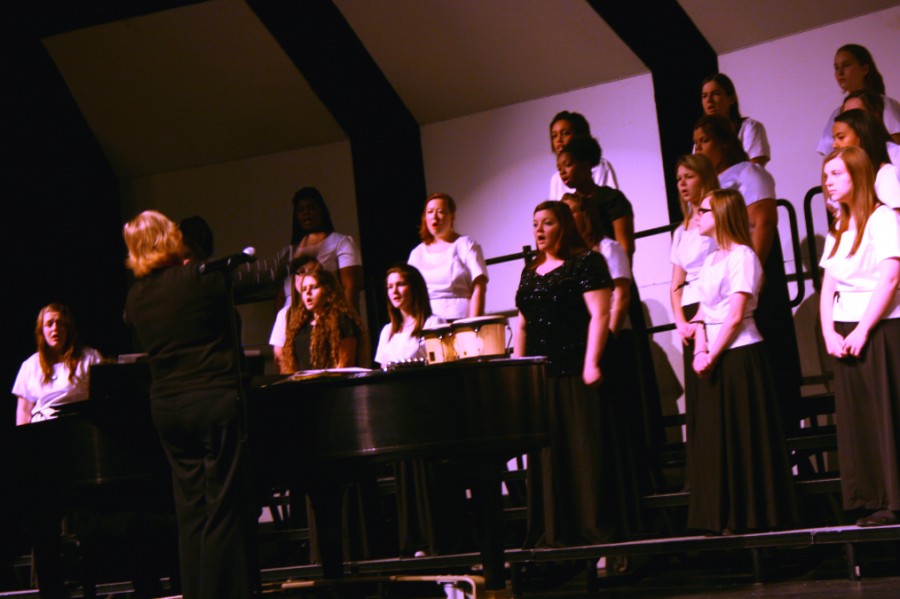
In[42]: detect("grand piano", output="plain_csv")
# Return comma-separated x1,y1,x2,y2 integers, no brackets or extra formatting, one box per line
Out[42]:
11,356,548,595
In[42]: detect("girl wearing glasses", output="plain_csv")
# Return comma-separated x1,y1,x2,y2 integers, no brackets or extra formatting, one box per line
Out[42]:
688,190,796,535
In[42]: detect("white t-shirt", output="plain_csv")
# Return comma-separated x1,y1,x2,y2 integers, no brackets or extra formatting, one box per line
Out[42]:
694,117,771,163
12,348,103,422
280,231,362,306
272,230,363,345
820,205,900,323
549,158,618,199
817,95,900,155
718,161,776,206
269,304,290,348
374,314,445,366
697,244,764,349
738,117,771,163
408,235,489,321
888,141,900,166
670,224,718,307
876,163,900,209
595,238,633,330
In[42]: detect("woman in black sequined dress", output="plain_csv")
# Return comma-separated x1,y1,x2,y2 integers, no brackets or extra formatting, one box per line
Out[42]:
513,200,618,547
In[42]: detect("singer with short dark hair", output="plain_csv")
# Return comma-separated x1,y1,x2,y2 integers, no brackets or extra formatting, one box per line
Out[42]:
123,210,255,599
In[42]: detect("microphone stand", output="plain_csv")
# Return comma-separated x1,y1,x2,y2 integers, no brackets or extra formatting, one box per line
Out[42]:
219,263,261,593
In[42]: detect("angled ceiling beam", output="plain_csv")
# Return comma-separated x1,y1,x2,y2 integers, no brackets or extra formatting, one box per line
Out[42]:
247,0,427,329
588,0,717,223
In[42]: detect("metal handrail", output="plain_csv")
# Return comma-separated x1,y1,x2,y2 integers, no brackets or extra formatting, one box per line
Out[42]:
485,198,810,327
636,222,679,240
485,245,533,267
777,199,805,308
803,186,825,294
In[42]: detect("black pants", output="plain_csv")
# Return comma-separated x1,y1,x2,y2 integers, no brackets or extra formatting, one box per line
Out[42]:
151,388,255,599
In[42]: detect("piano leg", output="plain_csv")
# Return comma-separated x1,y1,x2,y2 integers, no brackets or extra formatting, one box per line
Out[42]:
308,484,344,580
470,460,507,593
24,502,67,599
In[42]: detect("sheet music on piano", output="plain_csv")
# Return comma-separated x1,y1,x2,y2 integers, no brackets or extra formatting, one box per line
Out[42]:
282,367,372,382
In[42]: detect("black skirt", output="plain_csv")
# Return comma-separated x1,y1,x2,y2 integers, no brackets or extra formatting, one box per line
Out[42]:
682,303,700,449
834,318,900,511
755,235,803,432
686,342,797,534
525,374,619,547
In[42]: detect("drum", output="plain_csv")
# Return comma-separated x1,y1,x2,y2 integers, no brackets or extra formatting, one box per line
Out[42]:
451,315,510,360
420,324,456,364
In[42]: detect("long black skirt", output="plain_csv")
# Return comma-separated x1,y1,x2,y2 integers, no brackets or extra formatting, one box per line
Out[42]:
834,318,900,511
525,374,619,547
755,234,803,433
682,303,700,450
686,342,797,534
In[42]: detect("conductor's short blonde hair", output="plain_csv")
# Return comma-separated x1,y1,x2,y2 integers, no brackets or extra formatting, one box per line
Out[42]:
123,210,184,278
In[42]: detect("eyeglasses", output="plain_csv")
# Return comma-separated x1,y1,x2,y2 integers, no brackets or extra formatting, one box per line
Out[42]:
697,207,712,215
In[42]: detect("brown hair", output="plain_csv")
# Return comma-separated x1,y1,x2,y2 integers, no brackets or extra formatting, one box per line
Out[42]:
834,108,891,167
123,210,184,278
281,269,365,372
822,146,877,259
707,189,753,250
528,200,589,271
418,193,457,244
701,73,742,123
836,44,885,95
35,303,85,385
385,263,432,338
843,88,886,122
694,114,749,168
676,154,721,228
561,193,614,248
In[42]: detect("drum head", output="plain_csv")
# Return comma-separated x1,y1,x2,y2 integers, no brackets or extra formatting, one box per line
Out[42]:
451,315,507,331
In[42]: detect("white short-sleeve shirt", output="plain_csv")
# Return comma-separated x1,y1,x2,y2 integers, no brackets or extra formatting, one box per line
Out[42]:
876,163,900,209
738,117,771,163
374,314,445,366
670,224,718,307
12,348,103,422
280,232,363,307
820,205,900,322
595,238,633,330
718,161,776,206
549,158,618,199
408,236,489,321
697,244,764,349
691,117,770,164
269,304,289,348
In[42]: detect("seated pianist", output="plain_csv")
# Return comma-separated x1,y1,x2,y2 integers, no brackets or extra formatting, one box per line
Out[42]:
12,303,102,425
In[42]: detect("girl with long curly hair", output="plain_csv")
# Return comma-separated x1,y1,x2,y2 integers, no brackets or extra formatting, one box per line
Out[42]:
281,268,365,372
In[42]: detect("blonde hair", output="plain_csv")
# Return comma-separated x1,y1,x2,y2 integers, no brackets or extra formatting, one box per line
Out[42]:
123,210,184,278
822,146,877,259
676,154,721,228
707,189,753,250
281,269,366,372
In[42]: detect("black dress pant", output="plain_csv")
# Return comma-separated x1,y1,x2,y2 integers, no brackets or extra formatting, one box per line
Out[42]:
151,388,255,599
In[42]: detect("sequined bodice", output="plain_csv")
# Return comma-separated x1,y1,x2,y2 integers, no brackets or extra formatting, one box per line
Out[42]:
515,252,612,375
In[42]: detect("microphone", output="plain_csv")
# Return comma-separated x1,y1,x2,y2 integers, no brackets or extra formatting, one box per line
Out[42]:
198,247,257,274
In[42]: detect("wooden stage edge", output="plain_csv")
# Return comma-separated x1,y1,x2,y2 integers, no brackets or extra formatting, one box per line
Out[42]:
2,524,897,598
258,523,900,585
